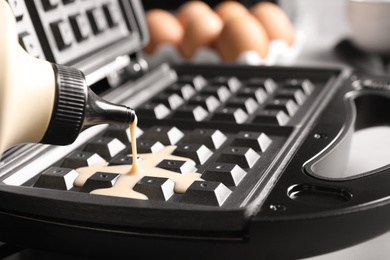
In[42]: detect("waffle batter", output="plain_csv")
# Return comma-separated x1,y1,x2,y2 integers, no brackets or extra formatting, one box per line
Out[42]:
74,116,203,199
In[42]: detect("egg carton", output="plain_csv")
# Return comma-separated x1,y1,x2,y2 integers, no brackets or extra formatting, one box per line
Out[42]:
143,30,305,68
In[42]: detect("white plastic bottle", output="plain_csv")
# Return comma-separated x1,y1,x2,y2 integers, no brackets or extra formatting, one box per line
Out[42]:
0,1,136,155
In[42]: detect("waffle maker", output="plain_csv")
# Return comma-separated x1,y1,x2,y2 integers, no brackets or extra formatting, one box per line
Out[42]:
2,0,390,259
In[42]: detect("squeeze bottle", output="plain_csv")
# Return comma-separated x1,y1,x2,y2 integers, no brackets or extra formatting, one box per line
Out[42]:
0,1,136,155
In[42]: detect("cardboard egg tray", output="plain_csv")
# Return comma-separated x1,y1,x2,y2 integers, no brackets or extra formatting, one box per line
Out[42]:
143,30,305,68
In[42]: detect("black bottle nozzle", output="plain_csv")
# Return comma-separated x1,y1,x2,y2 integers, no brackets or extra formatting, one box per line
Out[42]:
84,88,135,126
40,63,136,146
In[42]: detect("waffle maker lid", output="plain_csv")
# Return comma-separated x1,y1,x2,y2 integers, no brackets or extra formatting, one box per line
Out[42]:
20,0,149,86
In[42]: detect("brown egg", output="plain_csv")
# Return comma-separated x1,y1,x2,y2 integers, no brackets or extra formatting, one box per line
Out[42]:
176,1,213,28
215,15,269,62
179,11,223,59
214,1,249,22
250,2,294,46
143,9,184,54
